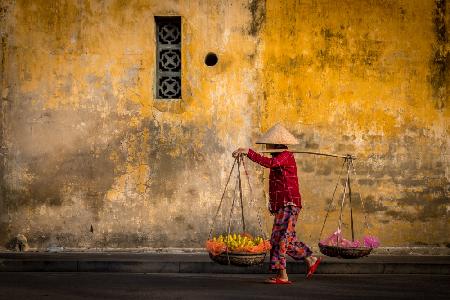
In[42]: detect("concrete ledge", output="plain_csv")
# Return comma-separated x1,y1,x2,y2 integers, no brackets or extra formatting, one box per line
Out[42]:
0,252,449,274
372,247,450,256
0,260,78,272
78,261,180,273
17,247,450,256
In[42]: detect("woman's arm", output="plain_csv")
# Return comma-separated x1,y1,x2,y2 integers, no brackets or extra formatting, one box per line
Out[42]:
246,148,290,168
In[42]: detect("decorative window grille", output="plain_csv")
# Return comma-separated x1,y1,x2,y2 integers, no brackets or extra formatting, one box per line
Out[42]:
155,16,181,99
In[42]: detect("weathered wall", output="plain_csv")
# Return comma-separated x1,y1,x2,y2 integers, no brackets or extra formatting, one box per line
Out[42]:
0,0,265,249
0,0,448,250
261,0,449,247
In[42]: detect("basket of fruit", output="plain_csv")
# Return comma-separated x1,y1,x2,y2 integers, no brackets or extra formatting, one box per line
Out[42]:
206,233,271,266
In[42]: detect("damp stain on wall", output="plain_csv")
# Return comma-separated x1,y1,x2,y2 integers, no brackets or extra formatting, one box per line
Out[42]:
247,0,266,37
429,0,449,110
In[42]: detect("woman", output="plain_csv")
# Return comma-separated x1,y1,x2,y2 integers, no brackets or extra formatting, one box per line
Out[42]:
232,123,321,284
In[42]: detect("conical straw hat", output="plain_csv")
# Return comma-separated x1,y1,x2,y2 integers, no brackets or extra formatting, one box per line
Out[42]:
255,123,299,145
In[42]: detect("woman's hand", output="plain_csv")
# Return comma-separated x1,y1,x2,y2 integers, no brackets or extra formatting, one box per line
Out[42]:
232,148,249,158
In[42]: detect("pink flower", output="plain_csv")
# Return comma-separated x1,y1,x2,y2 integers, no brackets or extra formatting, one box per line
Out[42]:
363,236,380,248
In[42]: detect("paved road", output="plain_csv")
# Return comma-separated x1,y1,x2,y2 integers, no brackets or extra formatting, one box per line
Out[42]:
0,273,448,300
2,253,449,274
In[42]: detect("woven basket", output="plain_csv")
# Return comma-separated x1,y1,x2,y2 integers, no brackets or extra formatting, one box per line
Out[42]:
318,243,372,259
209,251,267,266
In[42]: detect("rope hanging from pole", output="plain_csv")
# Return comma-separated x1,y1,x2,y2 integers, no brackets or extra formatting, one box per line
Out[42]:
318,159,346,242
207,156,270,266
237,156,246,232
208,156,267,243
208,158,237,240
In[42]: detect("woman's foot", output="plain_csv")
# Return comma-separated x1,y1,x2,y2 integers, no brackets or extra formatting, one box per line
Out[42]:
265,269,290,283
306,256,321,279
265,276,292,284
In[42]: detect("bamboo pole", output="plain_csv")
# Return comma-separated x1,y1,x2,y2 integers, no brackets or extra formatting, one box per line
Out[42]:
259,149,357,159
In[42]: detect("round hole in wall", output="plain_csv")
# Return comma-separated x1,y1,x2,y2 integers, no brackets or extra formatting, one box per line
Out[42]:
205,52,218,66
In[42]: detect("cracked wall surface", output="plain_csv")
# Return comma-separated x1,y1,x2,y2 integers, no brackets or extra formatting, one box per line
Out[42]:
0,0,448,250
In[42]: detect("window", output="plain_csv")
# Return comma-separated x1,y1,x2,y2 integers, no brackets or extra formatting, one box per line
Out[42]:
155,16,181,99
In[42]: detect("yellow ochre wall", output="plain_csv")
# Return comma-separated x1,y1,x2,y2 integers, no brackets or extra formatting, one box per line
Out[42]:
0,0,448,250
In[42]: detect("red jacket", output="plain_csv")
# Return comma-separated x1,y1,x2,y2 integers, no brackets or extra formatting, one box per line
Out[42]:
247,149,302,213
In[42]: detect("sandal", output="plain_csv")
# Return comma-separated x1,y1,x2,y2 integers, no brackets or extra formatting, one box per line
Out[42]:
265,277,292,284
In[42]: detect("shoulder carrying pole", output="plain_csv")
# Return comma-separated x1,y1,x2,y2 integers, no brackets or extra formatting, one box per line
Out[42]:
260,149,357,160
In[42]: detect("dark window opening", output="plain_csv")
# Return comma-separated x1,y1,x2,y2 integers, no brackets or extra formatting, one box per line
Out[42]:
155,16,181,99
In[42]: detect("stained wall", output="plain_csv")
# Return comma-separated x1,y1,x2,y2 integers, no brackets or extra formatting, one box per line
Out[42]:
0,0,448,250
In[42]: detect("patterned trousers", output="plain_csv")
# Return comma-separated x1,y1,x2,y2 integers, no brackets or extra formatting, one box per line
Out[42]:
270,205,312,270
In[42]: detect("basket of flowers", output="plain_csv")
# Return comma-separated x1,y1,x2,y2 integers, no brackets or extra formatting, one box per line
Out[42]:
206,233,271,266
318,156,380,259
318,230,379,259
207,156,270,266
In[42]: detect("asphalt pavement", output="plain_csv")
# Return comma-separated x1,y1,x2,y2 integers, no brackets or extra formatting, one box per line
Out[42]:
0,272,448,300
1,252,449,274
